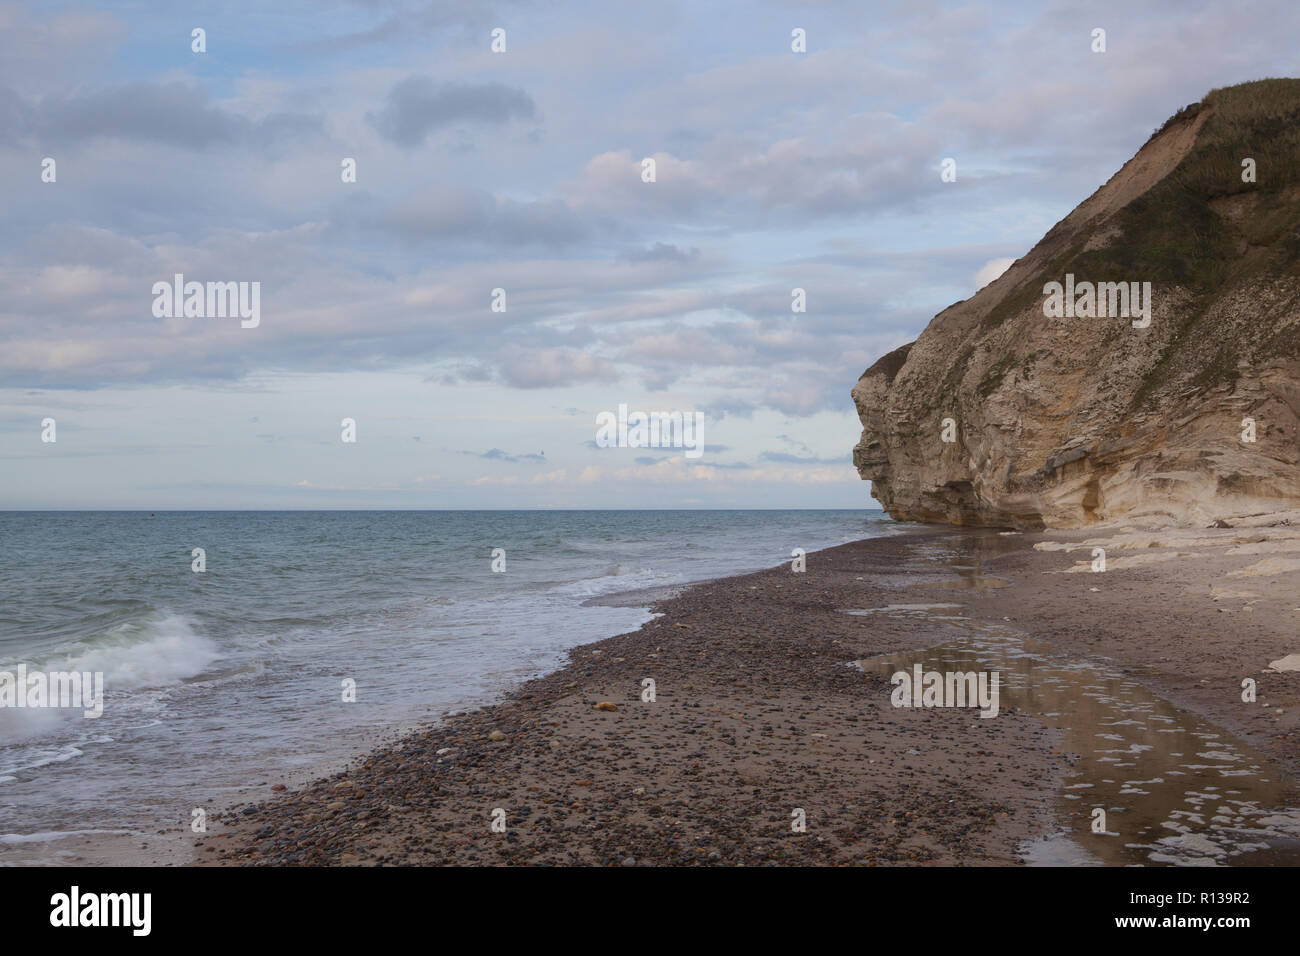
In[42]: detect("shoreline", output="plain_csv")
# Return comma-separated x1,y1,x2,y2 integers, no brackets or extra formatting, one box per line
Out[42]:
181,520,1300,865
196,526,1056,865
3,519,883,867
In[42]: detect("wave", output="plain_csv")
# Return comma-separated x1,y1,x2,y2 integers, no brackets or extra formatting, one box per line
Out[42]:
553,565,682,598
3,610,222,692
56,612,222,691
0,612,220,761
0,828,137,845
0,741,86,775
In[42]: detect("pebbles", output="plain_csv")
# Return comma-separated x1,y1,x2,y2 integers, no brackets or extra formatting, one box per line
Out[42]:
198,531,1098,867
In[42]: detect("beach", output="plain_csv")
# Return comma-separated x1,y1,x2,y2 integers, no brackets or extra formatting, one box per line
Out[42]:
197,520,1300,866
0,510,880,865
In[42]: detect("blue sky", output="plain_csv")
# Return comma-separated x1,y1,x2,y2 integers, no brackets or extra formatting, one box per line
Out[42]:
2,0,1297,508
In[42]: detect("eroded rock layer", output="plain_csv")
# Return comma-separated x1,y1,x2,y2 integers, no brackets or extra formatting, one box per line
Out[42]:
852,80,1300,528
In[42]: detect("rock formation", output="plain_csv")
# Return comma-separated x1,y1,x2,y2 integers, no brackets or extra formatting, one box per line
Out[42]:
852,79,1300,528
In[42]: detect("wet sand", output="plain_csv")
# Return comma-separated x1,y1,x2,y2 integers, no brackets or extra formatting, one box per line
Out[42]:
196,524,1300,866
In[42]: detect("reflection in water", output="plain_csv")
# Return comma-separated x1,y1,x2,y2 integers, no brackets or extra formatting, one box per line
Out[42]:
911,574,1010,590
847,531,1300,867
902,532,1021,591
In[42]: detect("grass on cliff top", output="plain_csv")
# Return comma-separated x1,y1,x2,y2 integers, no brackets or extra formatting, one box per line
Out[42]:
956,79,1300,410
1076,78,1300,288
1169,79,1300,201
973,79,1300,326
1089,79,1300,404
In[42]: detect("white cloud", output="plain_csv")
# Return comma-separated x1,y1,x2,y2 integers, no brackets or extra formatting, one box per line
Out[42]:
975,257,1015,289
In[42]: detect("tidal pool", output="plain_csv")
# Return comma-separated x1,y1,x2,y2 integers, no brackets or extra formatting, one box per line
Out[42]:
849,605,1300,866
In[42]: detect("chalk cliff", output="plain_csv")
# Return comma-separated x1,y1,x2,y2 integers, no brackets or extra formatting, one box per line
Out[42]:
852,80,1300,528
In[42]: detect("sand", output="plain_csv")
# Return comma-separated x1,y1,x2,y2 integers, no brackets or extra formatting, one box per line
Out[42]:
194,520,1300,867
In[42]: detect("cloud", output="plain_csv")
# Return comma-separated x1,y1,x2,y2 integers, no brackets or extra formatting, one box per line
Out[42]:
575,457,855,485
495,346,618,389
468,468,568,486
296,0,521,54
621,242,700,263
464,448,546,463
3,82,324,150
775,433,813,456
367,185,590,246
759,451,848,465
367,77,536,147
0,5,126,90
563,118,945,227
975,257,1016,289
623,444,730,458
9,0,1300,509
700,398,758,421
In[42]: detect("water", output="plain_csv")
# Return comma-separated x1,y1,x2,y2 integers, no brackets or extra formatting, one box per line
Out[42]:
849,532,1300,867
0,509,889,863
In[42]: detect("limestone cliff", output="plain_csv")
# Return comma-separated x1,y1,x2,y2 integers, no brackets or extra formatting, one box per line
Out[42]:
852,79,1300,528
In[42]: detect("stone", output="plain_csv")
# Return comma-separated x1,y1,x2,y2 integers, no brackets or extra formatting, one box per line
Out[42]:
851,82,1300,529
1267,654,1300,672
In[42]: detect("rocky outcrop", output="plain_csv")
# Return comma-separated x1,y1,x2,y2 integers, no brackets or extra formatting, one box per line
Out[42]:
852,80,1300,528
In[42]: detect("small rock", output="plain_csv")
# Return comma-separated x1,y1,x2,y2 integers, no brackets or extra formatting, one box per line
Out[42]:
488,730,506,741
594,701,618,712
1268,654,1300,672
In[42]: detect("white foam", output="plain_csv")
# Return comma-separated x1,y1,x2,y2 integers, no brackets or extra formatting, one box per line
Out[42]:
60,613,221,690
0,828,136,845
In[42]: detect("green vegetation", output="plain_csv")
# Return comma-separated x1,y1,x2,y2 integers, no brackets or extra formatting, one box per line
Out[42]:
1179,79,1300,202
974,79,1300,408
1086,79,1300,286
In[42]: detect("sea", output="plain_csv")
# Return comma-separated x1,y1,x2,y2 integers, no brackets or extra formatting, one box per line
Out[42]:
0,509,891,863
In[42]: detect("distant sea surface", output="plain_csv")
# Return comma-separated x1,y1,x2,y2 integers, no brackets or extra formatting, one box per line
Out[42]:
0,510,891,861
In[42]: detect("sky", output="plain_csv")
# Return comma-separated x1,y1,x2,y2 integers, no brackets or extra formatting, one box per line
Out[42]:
1,0,1297,509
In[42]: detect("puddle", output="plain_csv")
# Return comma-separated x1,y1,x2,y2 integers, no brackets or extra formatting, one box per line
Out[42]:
912,574,1010,590
844,603,965,618
905,530,1019,591
851,610,1300,866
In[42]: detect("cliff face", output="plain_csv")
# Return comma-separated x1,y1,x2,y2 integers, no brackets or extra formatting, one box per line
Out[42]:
852,80,1300,528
